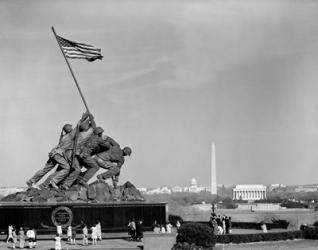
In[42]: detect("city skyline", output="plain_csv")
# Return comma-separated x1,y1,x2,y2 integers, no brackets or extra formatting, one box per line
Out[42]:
1,0,318,188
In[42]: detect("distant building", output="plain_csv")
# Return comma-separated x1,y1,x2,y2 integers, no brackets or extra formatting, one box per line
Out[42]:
171,186,183,193
144,178,213,194
294,185,318,192
147,186,171,194
137,188,147,193
268,184,286,192
233,184,267,201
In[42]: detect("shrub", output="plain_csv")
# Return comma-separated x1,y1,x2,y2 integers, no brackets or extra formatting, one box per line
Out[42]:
168,214,184,226
216,231,303,244
301,225,318,239
176,222,216,248
313,221,318,227
271,218,289,229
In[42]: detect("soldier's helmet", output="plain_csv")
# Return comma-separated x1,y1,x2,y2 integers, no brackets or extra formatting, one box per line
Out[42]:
94,127,104,135
63,124,72,133
123,147,132,156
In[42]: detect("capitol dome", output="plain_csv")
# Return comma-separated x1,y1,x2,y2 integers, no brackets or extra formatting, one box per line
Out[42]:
191,178,197,186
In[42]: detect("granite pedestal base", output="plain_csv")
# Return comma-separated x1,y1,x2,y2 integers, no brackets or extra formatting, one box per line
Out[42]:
0,202,166,234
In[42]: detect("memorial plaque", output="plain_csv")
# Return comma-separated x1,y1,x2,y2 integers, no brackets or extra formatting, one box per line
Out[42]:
51,206,73,227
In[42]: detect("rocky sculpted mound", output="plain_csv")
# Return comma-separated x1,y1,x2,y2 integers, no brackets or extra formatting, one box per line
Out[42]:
1,181,144,203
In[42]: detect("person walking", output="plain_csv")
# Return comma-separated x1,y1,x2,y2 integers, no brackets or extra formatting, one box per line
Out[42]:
166,222,172,233
56,223,62,237
135,220,144,242
11,228,17,249
54,233,62,250
18,227,25,249
26,228,35,249
82,225,88,245
67,225,72,242
91,225,97,245
96,221,102,241
71,227,76,245
6,224,13,244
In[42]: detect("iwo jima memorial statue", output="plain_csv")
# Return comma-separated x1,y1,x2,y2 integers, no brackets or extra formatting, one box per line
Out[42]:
0,27,166,233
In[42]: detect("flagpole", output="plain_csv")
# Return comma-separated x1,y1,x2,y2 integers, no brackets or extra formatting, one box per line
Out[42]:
51,26,90,175
51,26,90,113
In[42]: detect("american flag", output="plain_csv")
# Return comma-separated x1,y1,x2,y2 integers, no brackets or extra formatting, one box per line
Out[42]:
56,35,103,62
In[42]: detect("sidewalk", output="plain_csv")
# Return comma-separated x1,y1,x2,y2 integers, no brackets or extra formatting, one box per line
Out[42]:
0,238,142,250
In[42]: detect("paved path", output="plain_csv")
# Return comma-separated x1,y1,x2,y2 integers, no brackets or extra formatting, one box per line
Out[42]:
0,239,142,250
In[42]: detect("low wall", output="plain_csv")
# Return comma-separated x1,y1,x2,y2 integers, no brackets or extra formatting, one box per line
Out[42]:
0,202,166,234
143,232,176,250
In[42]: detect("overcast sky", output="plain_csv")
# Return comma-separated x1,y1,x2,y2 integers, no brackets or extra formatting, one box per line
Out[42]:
1,0,318,188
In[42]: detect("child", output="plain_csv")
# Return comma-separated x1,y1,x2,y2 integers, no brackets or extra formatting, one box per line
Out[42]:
12,228,17,249
82,225,88,245
6,225,13,244
96,221,102,241
55,233,61,250
18,227,25,249
26,228,35,249
71,227,76,245
91,225,97,245
67,225,72,242
56,223,62,237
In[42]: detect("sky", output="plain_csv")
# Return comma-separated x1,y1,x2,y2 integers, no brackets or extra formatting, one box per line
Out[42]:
1,0,318,188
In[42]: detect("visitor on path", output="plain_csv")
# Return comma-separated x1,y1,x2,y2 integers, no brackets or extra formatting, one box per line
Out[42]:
225,216,230,234
153,224,160,233
55,233,62,250
67,225,72,242
56,223,62,237
152,220,158,231
96,221,102,241
222,217,226,234
135,220,144,241
82,225,88,245
26,228,36,248
18,227,25,249
166,222,172,233
160,224,166,233
10,228,17,249
91,225,97,245
218,225,223,235
71,227,76,245
128,219,136,240
6,224,13,243
176,220,181,230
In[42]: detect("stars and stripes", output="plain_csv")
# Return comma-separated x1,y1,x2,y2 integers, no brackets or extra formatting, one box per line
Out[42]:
56,35,103,62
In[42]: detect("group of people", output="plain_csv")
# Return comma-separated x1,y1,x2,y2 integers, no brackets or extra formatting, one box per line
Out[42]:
127,219,144,241
209,214,232,235
26,112,132,190
6,225,37,249
152,220,174,234
54,222,102,250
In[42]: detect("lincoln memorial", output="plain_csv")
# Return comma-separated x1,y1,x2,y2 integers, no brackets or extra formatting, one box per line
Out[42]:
233,184,267,201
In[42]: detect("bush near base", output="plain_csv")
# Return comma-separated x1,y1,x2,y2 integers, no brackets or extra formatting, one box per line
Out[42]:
169,214,184,227
174,223,216,249
216,230,303,244
301,225,318,239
